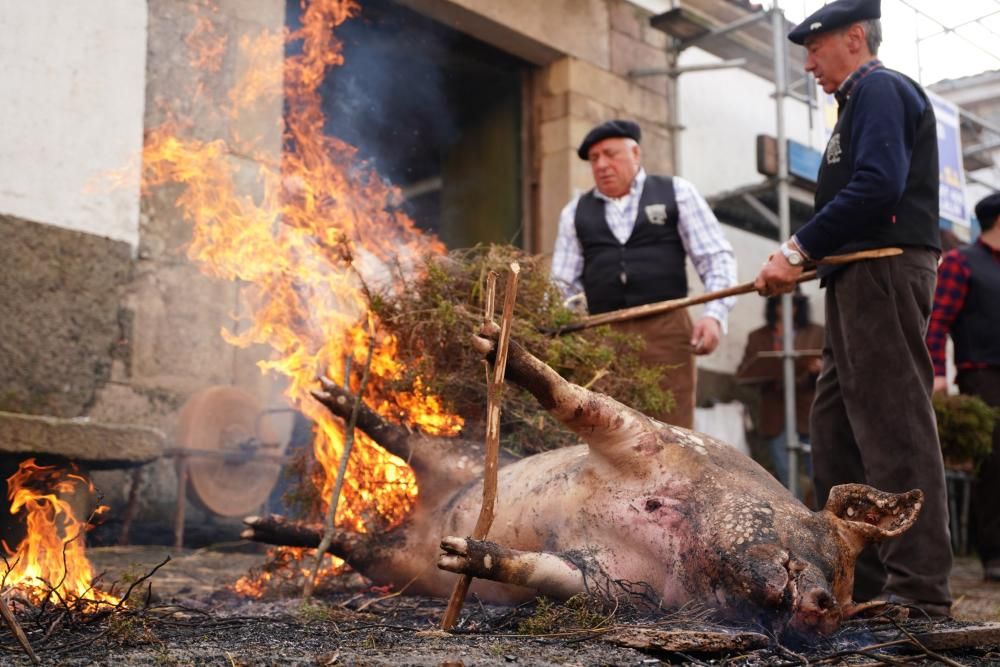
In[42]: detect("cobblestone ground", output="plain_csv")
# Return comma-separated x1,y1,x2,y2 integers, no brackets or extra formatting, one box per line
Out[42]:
951,555,1000,622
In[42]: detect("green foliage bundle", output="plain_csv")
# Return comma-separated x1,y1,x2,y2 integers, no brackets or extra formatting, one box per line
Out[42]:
934,393,998,468
369,244,673,454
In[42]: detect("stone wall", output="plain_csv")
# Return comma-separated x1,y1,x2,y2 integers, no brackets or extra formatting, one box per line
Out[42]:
0,216,133,418
531,1,672,253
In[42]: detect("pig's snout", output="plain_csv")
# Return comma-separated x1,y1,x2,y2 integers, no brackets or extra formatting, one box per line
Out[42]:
791,586,840,635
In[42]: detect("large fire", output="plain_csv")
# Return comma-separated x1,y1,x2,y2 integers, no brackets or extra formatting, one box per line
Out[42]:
141,0,461,546
2,460,118,608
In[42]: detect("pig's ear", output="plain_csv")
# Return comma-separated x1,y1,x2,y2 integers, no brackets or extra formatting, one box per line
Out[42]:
823,484,923,551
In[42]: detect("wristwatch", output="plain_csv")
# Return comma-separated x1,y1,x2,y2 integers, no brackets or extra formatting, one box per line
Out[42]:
779,241,805,267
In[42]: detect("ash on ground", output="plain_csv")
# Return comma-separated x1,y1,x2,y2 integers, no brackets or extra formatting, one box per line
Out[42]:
2,545,997,666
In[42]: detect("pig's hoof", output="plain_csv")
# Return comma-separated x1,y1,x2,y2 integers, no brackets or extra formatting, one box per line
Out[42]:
440,536,469,555
438,536,501,577
471,335,494,355
438,536,473,574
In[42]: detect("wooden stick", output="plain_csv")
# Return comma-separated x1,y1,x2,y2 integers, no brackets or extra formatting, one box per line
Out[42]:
551,247,901,335
303,316,376,600
441,262,520,630
0,595,39,664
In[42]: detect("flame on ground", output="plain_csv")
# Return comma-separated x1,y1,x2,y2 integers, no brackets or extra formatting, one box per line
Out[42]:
233,546,344,599
1,459,118,609
140,0,462,547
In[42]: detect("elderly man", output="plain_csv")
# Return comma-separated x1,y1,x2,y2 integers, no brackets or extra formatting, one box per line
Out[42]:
551,119,737,429
753,0,952,617
928,193,1000,582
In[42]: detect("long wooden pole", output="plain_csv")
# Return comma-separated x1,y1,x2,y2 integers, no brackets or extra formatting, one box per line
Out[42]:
441,262,520,630
550,247,901,335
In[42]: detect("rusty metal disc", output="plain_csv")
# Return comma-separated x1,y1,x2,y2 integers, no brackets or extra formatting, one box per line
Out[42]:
175,386,283,517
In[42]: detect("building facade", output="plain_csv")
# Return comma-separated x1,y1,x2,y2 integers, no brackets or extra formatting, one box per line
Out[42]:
1,0,830,533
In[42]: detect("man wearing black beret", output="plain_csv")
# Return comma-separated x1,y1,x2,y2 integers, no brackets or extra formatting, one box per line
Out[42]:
927,193,1000,582
753,0,952,616
552,119,737,429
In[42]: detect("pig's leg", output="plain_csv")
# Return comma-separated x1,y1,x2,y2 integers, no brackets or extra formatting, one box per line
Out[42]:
438,536,620,602
472,327,662,462
311,378,412,458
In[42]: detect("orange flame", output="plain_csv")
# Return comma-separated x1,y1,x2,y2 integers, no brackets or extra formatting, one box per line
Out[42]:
233,546,343,598
141,0,462,534
2,460,118,608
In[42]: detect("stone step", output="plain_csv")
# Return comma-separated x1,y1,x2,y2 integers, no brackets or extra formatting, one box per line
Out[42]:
0,411,164,469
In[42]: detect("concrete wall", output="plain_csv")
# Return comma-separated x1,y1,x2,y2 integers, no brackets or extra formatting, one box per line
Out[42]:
0,2,147,248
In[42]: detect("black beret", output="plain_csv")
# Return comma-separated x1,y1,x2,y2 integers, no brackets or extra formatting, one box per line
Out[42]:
577,119,641,160
975,192,1000,227
788,0,880,45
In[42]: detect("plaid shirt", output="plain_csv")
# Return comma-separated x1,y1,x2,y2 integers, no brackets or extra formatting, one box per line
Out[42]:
551,169,738,330
927,238,1000,376
835,58,884,110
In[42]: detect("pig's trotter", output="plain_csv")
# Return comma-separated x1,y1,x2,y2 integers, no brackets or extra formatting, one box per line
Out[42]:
438,536,588,601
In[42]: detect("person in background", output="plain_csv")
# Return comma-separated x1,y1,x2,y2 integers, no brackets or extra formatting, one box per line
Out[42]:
752,0,952,617
737,291,824,495
927,192,1000,582
551,119,737,428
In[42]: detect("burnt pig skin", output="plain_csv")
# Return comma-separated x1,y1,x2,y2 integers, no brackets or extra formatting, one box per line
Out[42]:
307,324,923,636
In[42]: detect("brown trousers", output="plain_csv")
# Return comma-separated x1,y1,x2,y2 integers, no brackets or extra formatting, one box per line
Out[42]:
957,367,1000,566
811,248,953,606
613,310,695,429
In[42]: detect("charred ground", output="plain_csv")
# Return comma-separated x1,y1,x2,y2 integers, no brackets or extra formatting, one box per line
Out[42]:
2,545,997,665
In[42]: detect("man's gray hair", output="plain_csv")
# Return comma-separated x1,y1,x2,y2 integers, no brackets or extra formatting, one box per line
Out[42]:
861,19,882,55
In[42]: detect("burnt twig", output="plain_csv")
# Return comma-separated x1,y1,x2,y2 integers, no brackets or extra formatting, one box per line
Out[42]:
0,593,39,664
304,314,377,600
114,556,172,610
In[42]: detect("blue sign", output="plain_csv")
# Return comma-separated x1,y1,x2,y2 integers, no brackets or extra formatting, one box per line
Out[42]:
927,91,969,228
788,139,822,183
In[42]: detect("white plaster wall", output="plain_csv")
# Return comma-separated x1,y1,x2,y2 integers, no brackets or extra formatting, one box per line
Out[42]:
677,46,818,195
0,2,147,248
670,48,823,376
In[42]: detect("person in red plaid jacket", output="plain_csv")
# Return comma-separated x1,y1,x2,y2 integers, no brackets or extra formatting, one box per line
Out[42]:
927,192,1000,582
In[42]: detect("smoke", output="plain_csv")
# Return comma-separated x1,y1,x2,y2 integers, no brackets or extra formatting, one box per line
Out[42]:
287,0,459,186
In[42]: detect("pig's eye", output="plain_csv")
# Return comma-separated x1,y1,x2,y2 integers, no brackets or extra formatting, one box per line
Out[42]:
645,499,663,512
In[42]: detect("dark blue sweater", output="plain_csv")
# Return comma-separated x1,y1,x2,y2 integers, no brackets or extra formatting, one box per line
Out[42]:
797,68,938,259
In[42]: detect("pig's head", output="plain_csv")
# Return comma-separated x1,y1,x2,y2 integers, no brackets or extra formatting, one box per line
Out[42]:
782,483,923,635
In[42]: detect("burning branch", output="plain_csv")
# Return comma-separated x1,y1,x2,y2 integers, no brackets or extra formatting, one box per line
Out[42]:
441,263,520,630
303,315,377,600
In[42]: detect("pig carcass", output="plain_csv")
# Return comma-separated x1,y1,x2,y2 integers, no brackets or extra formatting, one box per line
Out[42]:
245,325,923,635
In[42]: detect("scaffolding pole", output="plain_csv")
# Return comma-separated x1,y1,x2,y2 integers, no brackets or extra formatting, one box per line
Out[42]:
770,3,800,499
